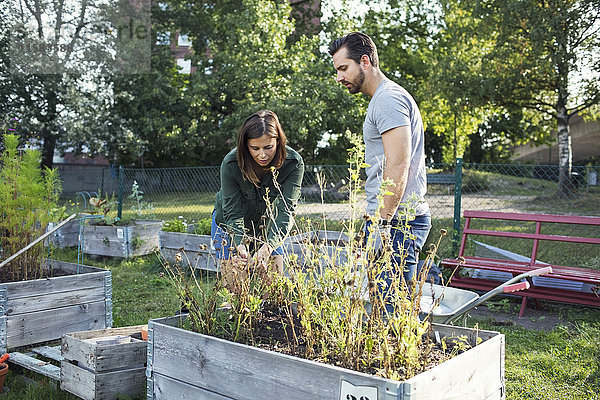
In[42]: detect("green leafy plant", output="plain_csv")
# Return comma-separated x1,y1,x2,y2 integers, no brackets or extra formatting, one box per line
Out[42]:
162,217,212,235
162,217,188,233
129,180,154,218
89,193,117,225
0,133,62,281
192,218,212,235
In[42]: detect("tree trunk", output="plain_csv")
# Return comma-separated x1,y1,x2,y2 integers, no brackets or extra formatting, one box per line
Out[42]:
556,104,572,197
41,128,57,170
40,84,59,170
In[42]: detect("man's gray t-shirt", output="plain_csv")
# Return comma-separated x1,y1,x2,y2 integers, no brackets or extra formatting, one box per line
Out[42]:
363,79,429,217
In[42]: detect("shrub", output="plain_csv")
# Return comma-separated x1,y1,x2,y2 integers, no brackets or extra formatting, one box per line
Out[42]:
0,134,62,281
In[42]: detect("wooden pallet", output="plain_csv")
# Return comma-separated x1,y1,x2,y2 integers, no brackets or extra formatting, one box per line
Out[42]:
9,345,62,381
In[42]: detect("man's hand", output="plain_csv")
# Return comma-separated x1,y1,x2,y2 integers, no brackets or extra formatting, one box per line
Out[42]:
368,221,392,255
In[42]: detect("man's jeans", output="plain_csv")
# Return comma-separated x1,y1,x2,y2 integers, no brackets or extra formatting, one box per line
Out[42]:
365,213,431,306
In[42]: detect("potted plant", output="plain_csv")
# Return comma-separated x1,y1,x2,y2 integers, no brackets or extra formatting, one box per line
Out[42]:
159,216,217,271
146,140,505,399
81,181,162,258
0,134,112,353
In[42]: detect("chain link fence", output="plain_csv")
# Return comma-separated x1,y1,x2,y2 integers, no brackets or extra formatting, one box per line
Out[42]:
57,161,600,266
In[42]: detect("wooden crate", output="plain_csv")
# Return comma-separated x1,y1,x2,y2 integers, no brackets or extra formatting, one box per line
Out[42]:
61,325,147,400
83,220,162,258
159,231,218,271
283,230,350,267
147,316,505,400
46,218,82,248
0,260,112,353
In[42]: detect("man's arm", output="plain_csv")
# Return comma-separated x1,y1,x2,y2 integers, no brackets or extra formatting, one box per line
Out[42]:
380,125,411,221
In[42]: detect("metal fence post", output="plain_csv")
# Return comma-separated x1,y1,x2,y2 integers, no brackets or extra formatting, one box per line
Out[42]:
118,165,123,220
453,158,463,255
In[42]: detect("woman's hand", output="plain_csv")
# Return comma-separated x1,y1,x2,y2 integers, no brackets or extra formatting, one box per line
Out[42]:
235,244,249,260
254,243,274,267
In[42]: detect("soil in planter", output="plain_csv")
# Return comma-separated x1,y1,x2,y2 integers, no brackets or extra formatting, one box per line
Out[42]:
0,266,73,283
220,302,455,380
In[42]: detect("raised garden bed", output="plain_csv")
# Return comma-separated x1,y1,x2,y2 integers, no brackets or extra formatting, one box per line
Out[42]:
46,218,82,248
0,260,112,353
146,315,505,400
83,220,162,258
61,325,147,400
159,231,217,271
283,230,350,268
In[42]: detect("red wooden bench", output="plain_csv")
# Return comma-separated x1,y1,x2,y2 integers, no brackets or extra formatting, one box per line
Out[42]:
441,210,600,317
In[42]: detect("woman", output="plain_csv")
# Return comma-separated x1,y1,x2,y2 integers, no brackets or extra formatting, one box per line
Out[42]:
211,110,304,274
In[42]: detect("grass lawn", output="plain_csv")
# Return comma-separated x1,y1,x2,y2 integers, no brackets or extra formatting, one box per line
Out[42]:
3,250,599,399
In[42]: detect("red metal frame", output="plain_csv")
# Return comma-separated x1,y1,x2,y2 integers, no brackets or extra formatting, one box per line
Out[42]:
444,210,600,317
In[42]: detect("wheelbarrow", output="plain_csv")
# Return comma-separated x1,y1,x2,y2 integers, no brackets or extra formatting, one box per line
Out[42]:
419,266,554,324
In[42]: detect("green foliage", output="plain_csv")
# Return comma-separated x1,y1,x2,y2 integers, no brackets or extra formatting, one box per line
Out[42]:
0,134,62,281
161,139,456,381
162,218,189,233
461,171,491,193
192,218,212,235
128,180,155,219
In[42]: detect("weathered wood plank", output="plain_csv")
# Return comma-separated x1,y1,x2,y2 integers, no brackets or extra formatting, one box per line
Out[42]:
62,325,147,372
46,219,81,248
149,317,504,400
159,232,218,271
61,361,146,400
3,270,107,300
49,259,109,275
150,320,404,400
9,351,61,381
129,221,162,257
60,361,96,400
7,301,107,349
83,221,162,258
159,248,218,271
406,335,504,400
31,345,63,362
153,373,232,400
159,232,211,251
6,286,105,315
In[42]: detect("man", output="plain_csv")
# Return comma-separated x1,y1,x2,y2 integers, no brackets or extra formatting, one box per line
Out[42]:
329,32,431,291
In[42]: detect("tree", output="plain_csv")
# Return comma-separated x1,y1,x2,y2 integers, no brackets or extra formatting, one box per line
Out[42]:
471,0,600,195
1,0,151,168
159,0,365,165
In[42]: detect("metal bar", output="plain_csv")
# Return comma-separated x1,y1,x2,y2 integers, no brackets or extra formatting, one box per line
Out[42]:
462,228,600,244
530,221,542,266
118,165,124,220
0,213,77,270
463,210,600,225
452,158,463,255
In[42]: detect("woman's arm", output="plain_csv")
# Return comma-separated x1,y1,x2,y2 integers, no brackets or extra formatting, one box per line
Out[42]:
266,157,304,248
219,159,247,248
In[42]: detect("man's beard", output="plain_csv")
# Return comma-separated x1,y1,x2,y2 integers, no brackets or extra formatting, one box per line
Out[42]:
348,68,365,94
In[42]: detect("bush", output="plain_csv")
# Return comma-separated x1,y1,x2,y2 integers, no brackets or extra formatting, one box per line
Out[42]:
462,171,491,193
0,134,62,281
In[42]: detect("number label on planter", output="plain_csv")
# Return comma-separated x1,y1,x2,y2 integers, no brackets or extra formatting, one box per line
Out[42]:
339,380,377,400
117,228,124,239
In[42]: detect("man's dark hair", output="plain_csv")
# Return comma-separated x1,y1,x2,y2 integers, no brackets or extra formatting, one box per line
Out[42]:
328,32,379,68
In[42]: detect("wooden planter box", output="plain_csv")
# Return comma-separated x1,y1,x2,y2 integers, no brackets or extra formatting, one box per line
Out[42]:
83,220,162,258
61,325,147,400
46,218,82,248
146,316,505,400
159,231,217,271
283,230,350,267
0,260,112,353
